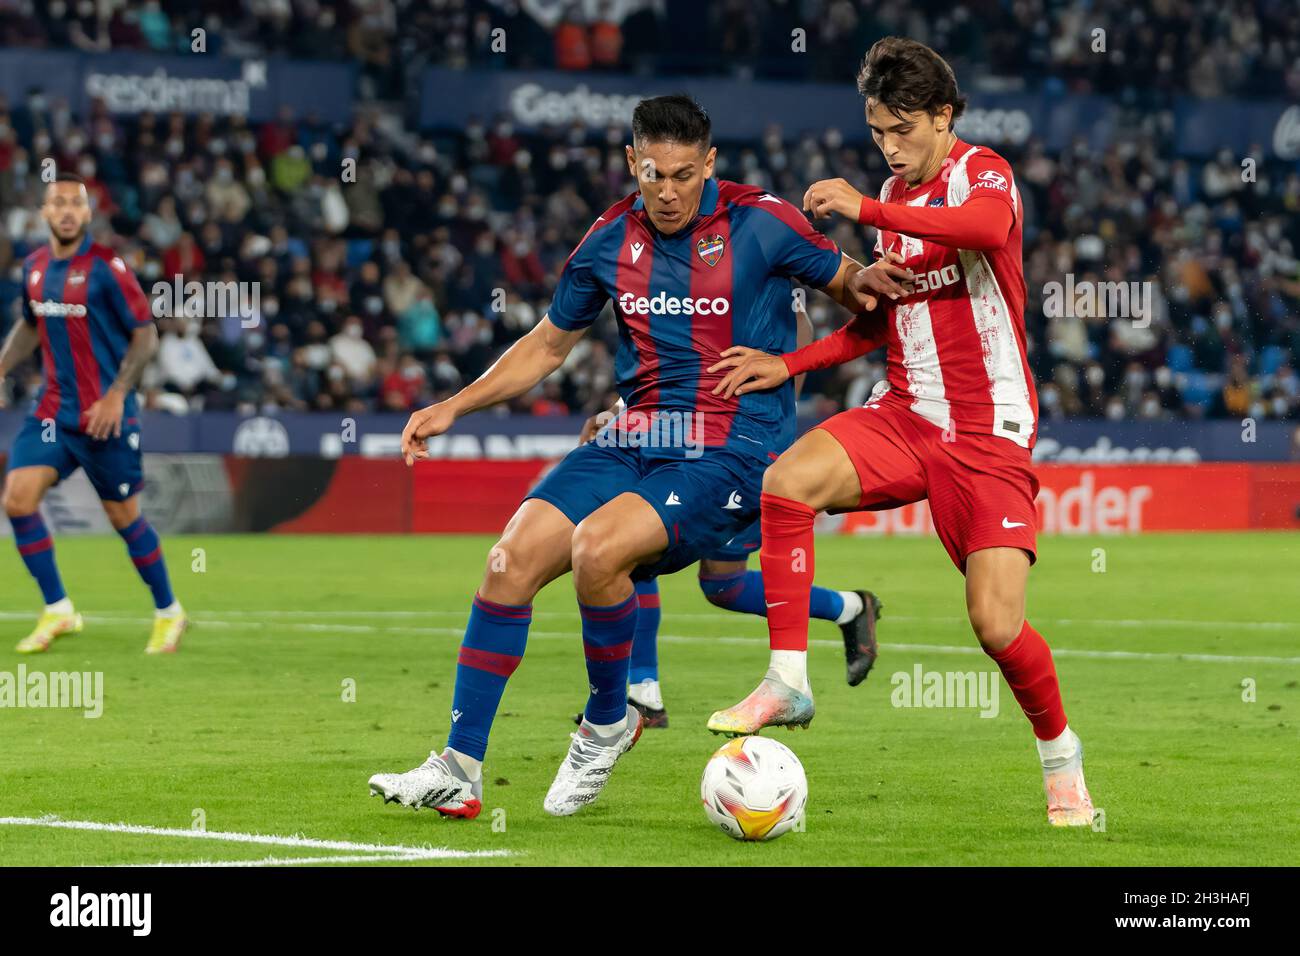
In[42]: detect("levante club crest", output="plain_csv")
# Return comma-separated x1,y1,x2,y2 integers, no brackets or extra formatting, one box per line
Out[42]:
696,234,725,267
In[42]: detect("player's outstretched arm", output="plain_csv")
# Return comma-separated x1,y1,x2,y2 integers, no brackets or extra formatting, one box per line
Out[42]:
710,253,904,401
401,315,584,465
708,307,888,400
782,308,889,376
84,323,159,440
0,320,42,407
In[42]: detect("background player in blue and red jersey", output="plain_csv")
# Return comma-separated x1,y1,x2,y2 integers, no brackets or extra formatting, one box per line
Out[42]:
0,173,187,654
369,95,876,820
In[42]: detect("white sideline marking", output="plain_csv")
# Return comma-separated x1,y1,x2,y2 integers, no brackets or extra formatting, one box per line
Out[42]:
62,608,1298,632
2,611,1294,665
0,815,511,864
140,854,448,867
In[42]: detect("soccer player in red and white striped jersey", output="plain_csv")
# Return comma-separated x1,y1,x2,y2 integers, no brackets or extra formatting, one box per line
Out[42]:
706,38,1094,826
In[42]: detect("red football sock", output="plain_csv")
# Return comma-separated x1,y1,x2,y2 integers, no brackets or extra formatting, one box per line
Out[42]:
758,492,816,652
986,621,1068,740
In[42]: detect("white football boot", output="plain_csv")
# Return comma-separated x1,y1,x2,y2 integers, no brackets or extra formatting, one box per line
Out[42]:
368,749,482,819
1039,727,1095,827
543,703,644,817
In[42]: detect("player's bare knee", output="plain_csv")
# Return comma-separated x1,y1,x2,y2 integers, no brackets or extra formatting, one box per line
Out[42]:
968,601,1023,652
2,483,39,517
570,521,614,585
101,501,137,530
572,520,638,599
761,457,814,505
480,538,545,601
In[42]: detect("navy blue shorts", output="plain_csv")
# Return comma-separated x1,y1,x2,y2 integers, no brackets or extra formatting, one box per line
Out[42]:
8,415,144,502
703,516,762,563
527,439,766,580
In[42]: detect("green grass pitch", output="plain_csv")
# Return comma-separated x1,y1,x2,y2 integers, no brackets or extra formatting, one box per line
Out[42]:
1,532,1297,866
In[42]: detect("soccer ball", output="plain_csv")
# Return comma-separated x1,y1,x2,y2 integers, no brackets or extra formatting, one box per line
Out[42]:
700,736,808,841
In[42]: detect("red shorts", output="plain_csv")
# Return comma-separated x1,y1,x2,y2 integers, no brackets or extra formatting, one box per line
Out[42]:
815,397,1039,572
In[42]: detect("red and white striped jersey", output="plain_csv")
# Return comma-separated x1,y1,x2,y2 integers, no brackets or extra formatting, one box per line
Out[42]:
869,139,1036,448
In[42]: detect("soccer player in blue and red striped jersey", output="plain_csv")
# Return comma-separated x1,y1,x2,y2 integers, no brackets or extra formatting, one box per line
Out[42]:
369,95,877,819
0,173,187,654
570,320,885,733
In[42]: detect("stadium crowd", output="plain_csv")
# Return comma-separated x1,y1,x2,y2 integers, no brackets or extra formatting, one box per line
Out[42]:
0,1,1296,423
2,0,1297,100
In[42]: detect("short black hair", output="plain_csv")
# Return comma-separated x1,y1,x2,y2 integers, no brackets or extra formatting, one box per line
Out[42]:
53,171,85,185
857,38,967,125
631,94,711,149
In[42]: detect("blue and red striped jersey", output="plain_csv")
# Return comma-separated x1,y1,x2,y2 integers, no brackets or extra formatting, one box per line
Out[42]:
548,178,841,460
21,235,154,432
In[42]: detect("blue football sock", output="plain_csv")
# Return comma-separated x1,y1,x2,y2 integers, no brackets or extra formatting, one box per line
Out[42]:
581,592,638,726
117,517,175,609
699,569,845,622
628,579,661,685
447,593,530,761
810,583,845,622
9,512,67,605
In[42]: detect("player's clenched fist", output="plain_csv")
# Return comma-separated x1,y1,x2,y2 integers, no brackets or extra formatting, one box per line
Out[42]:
803,178,865,220
708,347,791,399
401,401,456,465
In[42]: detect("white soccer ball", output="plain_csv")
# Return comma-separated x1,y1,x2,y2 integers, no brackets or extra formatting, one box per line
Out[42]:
700,736,808,841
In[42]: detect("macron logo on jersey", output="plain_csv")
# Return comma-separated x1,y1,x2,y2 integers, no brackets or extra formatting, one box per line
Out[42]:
618,291,731,317
630,241,645,264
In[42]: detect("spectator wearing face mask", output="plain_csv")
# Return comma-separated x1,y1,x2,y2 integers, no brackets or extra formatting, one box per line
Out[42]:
383,259,428,318
398,290,443,359
207,158,251,223
381,354,429,411
499,230,545,298
330,316,378,389
156,318,223,404
142,195,182,250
